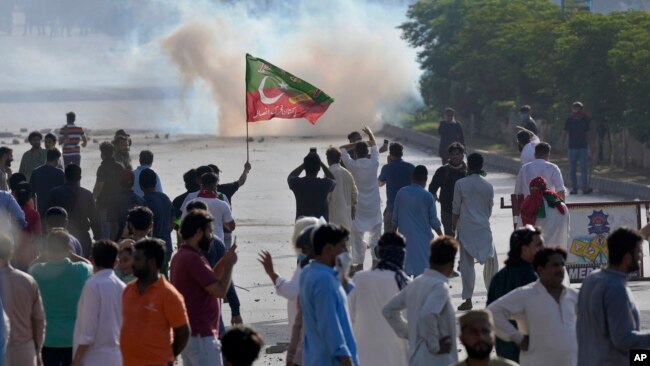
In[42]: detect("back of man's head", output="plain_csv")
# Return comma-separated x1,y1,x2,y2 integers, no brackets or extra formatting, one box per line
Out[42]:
221,325,264,366
139,168,158,190
92,240,119,269
326,147,341,165
183,169,199,192
607,227,642,266
47,229,71,255
201,172,219,189
412,165,428,183
303,153,321,176
0,233,13,261
65,163,82,182
517,130,532,146
313,224,349,256
534,142,551,158
45,206,68,229
429,236,459,268
186,200,208,213
99,141,115,158
47,148,62,163
127,206,154,232
347,131,362,143
180,209,214,240
139,150,154,166
15,182,32,206
355,141,369,158
467,153,484,171
8,173,26,193
134,238,166,270
389,142,404,158
66,111,75,124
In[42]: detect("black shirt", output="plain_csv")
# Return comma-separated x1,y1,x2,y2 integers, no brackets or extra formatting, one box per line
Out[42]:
108,189,146,241
173,191,193,220
288,176,336,220
564,114,591,149
95,158,125,209
30,164,65,216
428,163,467,213
218,182,240,206
47,182,101,238
438,120,465,156
522,118,538,135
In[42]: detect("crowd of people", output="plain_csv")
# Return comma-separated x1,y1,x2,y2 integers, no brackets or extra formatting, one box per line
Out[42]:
0,103,647,366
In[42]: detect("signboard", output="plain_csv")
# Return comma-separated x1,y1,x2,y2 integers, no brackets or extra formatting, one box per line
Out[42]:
566,203,640,282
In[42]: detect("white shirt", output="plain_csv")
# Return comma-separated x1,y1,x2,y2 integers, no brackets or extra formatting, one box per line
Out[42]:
515,159,565,196
520,135,540,166
73,269,125,366
350,269,409,366
340,146,382,231
274,265,302,331
488,280,578,366
327,164,358,231
452,175,494,262
180,190,230,211
383,269,458,366
181,196,233,242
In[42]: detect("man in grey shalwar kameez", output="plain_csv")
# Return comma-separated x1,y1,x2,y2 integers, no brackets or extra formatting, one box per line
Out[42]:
452,153,499,311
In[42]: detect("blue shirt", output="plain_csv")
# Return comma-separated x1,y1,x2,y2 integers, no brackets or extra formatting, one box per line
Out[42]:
577,268,650,366
0,191,26,229
378,159,415,212
300,262,359,366
133,165,163,197
392,184,441,276
143,191,174,253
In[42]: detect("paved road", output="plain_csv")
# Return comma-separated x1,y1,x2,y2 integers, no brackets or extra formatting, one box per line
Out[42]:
64,133,649,365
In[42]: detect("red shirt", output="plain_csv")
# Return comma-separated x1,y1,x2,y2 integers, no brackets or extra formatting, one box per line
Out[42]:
169,245,220,337
21,204,41,235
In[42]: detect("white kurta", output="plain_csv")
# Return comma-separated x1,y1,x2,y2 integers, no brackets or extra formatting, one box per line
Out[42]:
535,201,570,247
349,269,409,366
383,269,458,366
515,159,565,196
488,281,578,366
452,175,494,263
340,146,382,231
328,163,358,231
520,135,540,167
274,266,302,331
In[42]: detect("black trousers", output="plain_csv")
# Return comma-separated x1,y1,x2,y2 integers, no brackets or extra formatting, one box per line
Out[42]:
42,346,72,366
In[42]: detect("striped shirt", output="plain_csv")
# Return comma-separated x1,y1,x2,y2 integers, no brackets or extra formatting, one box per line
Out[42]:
59,124,85,155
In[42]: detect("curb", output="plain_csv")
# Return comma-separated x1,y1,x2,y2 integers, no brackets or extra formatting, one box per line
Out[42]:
381,124,650,200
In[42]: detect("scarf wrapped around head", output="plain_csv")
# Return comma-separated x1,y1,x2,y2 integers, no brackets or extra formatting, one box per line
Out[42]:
376,245,409,290
520,176,566,225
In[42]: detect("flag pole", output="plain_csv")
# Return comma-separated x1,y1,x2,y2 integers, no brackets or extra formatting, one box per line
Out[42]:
246,121,250,162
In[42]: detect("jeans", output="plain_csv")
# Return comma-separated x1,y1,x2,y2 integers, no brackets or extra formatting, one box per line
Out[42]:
42,346,72,366
181,335,223,366
568,148,589,191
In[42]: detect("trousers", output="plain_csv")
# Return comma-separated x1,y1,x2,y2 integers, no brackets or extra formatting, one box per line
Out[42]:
350,222,382,265
459,245,499,300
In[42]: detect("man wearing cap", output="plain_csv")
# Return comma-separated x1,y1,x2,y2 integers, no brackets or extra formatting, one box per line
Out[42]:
452,310,517,366
561,101,593,194
488,247,577,366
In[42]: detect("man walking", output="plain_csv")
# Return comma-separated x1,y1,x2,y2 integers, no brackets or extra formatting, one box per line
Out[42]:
453,153,498,311
133,150,163,197
93,141,125,238
451,310,517,366
577,227,650,366
140,168,174,271
428,142,466,235
288,151,336,220
58,112,87,167
518,105,538,135
121,239,190,366
30,229,92,366
171,209,238,366
515,142,566,199
0,233,45,366
383,236,460,366
182,172,235,244
392,165,443,276
300,224,358,366
30,148,64,218
326,147,357,231
19,131,47,181
561,101,593,194
378,142,414,233
72,240,125,366
340,126,382,271
487,226,542,362
489,247,578,366
438,107,465,165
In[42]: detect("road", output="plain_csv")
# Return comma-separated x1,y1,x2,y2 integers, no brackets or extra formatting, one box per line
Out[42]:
65,132,648,365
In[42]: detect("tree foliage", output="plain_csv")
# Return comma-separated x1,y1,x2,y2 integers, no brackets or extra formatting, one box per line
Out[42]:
401,0,650,142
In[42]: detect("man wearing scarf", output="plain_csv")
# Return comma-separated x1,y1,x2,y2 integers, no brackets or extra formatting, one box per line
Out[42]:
349,232,410,366
453,153,499,311
429,142,467,236
520,176,569,247
181,172,235,244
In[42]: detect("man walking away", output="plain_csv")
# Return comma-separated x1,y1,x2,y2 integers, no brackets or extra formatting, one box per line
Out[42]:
72,240,125,366
577,227,650,366
58,112,87,167
383,236,460,366
326,147,357,231
392,165,443,276
378,142,414,233
438,107,465,165
453,153,499,311
120,238,190,366
133,150,163,197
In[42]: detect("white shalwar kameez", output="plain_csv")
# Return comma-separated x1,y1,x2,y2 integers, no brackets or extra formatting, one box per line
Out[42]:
327,163,358,231
453,174,499,300
340,146,382,264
